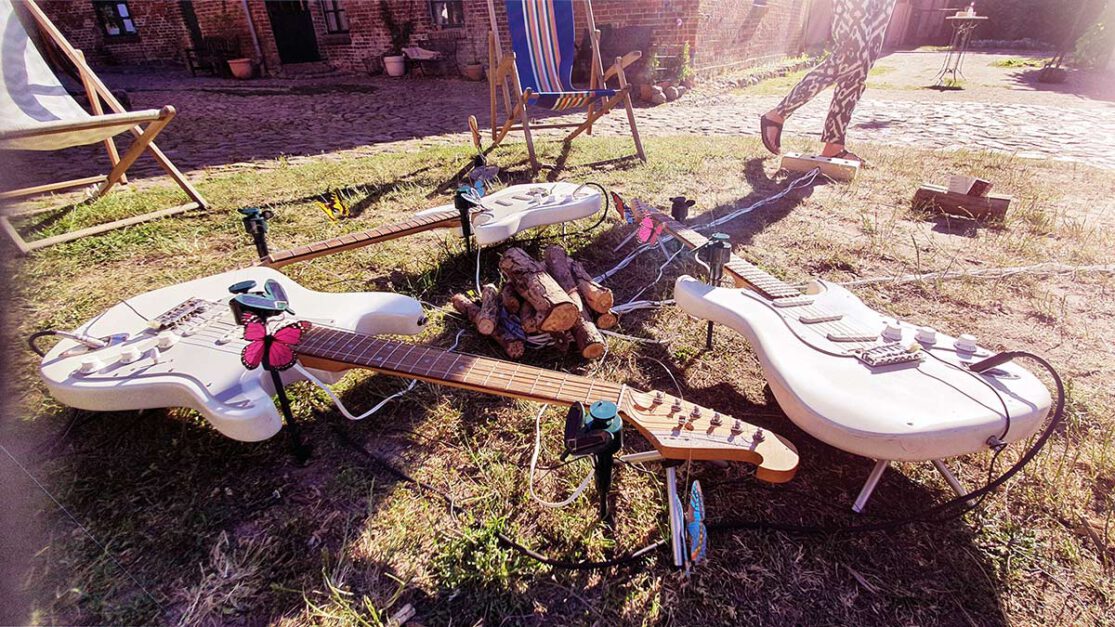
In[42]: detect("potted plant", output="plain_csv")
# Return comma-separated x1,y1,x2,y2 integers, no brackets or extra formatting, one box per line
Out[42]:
379,0,414,77
227,57,253,79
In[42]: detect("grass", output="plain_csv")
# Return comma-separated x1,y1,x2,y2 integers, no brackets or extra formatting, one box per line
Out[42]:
991,57,1052,69
5,135,1115,626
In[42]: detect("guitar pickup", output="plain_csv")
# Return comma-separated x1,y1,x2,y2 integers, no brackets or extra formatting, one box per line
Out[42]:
772,296,814,308
798,309,843,324
829,330,882,342
494,199,514,206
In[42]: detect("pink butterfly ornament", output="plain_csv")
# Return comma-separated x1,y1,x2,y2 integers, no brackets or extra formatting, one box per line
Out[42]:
241,318,310,371
636,216,666,245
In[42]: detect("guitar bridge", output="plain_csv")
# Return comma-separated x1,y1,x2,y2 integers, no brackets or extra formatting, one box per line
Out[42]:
856,343,923,367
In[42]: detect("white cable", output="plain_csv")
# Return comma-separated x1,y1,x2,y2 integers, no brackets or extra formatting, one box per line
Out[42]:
600,329,671,344
293,330,466,421
528,404,594,508
474,244,483,295
611,298,674,314
623,245,687,306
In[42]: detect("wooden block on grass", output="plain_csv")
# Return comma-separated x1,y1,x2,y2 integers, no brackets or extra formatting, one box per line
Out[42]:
780,152,859,182
913,183,1011,221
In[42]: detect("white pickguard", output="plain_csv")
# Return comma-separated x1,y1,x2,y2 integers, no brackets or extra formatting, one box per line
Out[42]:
39,268,426,442
674,275,1052,461
415,181,601,246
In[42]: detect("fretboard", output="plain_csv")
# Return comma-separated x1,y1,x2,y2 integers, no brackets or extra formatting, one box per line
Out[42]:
262,210,462,268
648,209,800,300
296,326,624,406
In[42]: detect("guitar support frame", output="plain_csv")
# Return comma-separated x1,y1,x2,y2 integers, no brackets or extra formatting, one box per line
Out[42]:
852,458,972,513
239,207,273,260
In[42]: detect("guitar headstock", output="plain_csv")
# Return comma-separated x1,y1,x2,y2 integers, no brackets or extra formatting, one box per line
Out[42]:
618,388,798,483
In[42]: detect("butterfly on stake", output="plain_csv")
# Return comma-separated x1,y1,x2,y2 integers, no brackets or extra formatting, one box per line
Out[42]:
240,315,311,372
612,191,635,224
636,214,666,246
685,480,708,565
316,190,351,223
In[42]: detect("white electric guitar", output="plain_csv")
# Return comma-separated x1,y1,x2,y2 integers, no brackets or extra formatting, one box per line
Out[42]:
640,205,1053,508
261,182,601,267
37,268,799,482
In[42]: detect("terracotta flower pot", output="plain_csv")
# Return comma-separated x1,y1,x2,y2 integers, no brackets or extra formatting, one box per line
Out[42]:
462,63,484,81
384,54,406,77
227,58,253,80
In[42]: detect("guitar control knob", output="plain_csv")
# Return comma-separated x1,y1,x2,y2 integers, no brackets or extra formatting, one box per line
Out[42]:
156,333,178,349
882,320,903,342
954,334,978,353
915,326,937,345
78,357,103,374
118,347,142,364
710,412,723,426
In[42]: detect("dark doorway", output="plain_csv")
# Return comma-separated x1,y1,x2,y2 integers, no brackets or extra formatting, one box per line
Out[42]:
266,1,320,64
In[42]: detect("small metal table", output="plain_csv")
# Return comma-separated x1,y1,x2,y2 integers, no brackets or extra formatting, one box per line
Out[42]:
934,15,988,86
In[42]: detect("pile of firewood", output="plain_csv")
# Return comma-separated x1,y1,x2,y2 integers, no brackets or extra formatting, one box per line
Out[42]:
451,246,617,360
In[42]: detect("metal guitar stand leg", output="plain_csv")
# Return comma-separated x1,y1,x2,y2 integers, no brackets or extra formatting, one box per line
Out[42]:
697,233,733,349
932,459,970,501
852,459,890,513
454,186,475,258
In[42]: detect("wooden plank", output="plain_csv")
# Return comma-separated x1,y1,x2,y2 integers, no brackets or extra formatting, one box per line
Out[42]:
0,216,31,255
780,152,860,182
13,202,199,253
0,175,106,202
913,183,1011,221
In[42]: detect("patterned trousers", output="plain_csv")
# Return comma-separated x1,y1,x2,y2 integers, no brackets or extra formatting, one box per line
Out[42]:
775,0,897,144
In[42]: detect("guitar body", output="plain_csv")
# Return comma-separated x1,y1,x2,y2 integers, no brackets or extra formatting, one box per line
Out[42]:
674,275,1052,461
39,268,426,442
416,181,601,246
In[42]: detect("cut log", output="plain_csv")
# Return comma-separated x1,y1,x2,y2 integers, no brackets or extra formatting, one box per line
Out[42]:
519,301,541,334
595,310,618,330
450,294,524,358
499,283,521,314
569,260,614,314
570,315,606,359
476,283,500,335
544,246,605,359
543,245,584,312
498,247,579,332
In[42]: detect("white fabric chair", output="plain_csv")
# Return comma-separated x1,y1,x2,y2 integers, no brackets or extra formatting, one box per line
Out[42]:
0,0,207,253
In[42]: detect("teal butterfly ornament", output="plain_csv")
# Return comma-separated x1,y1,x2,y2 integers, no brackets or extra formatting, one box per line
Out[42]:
686,480,708,565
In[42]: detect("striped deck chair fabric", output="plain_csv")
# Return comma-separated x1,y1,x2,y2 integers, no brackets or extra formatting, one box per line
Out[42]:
505,0,614,111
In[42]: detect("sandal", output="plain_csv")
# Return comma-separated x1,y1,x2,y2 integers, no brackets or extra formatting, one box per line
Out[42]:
828,149,866,167
760,114,783,155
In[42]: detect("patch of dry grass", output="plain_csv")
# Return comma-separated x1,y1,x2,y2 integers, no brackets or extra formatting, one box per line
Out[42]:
5,135,1114,625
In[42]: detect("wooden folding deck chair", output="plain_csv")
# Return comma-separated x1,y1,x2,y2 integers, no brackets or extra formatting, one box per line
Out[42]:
486,0,645,169
0,0,207,254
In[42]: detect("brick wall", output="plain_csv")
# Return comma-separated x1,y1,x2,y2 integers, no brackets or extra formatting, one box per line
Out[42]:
36,0,192,66
694,0,809,73
38,0,813,78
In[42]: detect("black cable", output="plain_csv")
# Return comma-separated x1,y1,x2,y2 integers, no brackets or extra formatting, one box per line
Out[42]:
507,181,612,246
28,329,58,357
709,351,1065,535
331,425,668,570
923,348,1012,441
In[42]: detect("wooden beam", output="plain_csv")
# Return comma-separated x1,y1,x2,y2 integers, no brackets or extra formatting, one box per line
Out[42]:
5,202,200,254
913,183,1012,221
0,175,106,202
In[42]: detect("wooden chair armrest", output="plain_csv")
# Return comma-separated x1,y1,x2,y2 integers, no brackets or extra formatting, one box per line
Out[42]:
603,50,642,83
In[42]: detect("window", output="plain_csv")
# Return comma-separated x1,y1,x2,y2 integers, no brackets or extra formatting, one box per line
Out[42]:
93,1,138,38
429,1,464,28
319,0,349,34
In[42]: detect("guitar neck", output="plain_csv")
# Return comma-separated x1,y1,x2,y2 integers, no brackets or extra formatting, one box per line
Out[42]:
646,208,800,300
261,210,462,268
296,326,624,407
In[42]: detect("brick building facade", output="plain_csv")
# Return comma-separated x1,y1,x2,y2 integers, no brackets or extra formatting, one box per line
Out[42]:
34,0,821,80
